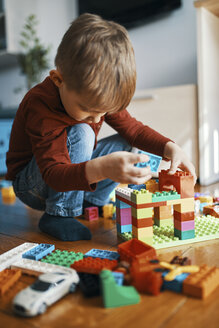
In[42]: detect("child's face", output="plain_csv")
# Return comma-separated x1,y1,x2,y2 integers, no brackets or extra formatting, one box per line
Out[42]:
59,83,106,124
50,69,109,124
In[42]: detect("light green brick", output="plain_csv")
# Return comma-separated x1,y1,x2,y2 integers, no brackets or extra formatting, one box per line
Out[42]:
131,189,152,204
154,218,173,227
131,207,153,219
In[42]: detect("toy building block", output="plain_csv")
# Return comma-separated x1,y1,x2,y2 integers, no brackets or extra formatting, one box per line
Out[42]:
100,270,140,308
116,187,133,201
203,204,219,218
22,243,55,261
183,264,219,299
130,259,163,295
132,217,153,228
128,183,146,191
41,249,84,267
174,220,195,232
11,258,78,277
131,207,153,219
173,198,194,213
1,185,16,198
0,242,39,272
78,272,100,297
160,262,199,282
153,216,219,249
118,239,157,264
173,210,195,222
102,204,114,218
170,256,191,266
131,189,152,205
84,249,120,260
145,179,159,193
199,196,213,204
135,150,162,172
162,271,190,293
152,191,181,203
111,272,124,286
0,269,21,296
116,223,132,234
84,207,99,221
116,198,130,209
174,228,195,240
154,205,172,220
159,170,194,199
154,218,173,227
116,207,132,225
71,257,118,274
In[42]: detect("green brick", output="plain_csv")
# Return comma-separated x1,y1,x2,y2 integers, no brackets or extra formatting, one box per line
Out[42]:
152,191,180,202
41,249,84,267
174,228,195,240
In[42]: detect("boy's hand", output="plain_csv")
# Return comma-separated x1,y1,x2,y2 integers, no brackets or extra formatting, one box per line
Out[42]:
163,141,197,184
86,151,152,185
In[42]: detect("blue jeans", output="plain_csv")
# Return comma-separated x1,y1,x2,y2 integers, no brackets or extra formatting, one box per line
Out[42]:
13,124,132,217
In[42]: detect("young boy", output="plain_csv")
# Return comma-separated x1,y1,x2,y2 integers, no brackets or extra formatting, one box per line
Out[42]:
6,13,196,241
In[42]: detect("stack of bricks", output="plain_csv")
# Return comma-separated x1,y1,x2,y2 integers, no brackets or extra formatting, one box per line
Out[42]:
115,188,132,234
131,190,154,245
159,170,195,240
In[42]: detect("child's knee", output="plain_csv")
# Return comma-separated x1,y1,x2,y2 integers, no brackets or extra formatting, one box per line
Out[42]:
67,123,95,159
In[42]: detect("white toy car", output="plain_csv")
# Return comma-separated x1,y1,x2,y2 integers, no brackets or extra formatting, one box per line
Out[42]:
13,271,79,317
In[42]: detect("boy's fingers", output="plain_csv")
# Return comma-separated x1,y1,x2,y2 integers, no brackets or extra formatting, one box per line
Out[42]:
129,153,150,164
129,166,151,177
168,159,180,175
129,174,152,185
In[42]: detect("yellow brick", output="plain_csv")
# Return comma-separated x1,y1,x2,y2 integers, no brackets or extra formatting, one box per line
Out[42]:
132,226,153,238
166,199,182,206
131,207,153,219
174,198,194,213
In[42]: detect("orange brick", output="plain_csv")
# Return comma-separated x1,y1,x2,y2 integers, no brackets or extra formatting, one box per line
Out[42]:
132,217,153,228
183,265,219,299
173,210,195,222
154,205,172,220
71,257,118,274
0,269,21,295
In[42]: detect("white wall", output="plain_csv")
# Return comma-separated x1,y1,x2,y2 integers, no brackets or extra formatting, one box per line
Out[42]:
0,0,197,109
129,0,197,89
0,0,78,109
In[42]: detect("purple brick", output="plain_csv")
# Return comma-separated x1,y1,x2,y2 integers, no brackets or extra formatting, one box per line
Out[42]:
174,219,195,231
116,207,132,225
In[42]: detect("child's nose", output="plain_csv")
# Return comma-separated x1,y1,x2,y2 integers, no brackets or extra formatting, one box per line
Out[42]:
92,114,102,123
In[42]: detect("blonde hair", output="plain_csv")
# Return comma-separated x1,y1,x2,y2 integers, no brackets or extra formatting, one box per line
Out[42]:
55,13,136,112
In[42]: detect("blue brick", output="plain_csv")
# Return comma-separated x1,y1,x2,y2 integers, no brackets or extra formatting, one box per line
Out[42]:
135,151,162,172
116,199,131,209
84,249,120,260
22,243,55,260
116,223,132,233
162,271,190,293
111,272,124,285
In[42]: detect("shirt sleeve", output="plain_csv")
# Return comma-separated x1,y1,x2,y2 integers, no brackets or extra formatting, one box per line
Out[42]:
25,97,96,192
105,109,172,157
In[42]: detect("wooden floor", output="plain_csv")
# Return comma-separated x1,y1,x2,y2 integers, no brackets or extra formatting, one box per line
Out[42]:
0,182,219,328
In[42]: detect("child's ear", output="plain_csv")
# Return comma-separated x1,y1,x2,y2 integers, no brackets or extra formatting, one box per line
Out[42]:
50,69,63,87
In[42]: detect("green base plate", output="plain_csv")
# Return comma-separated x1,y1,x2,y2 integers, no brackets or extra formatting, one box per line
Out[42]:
118,215,219,249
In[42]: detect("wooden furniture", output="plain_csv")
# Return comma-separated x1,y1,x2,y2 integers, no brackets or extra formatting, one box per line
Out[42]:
0,182,218,327
194,0,219,185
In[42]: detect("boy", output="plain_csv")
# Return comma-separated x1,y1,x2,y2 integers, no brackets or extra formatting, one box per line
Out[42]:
6,14,196,241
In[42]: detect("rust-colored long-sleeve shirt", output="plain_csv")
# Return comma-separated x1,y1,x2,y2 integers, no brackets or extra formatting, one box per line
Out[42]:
6,77,171,192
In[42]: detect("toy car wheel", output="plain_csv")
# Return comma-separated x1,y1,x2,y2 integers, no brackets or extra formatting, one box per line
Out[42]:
69,283,77,293
38,302,47,315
